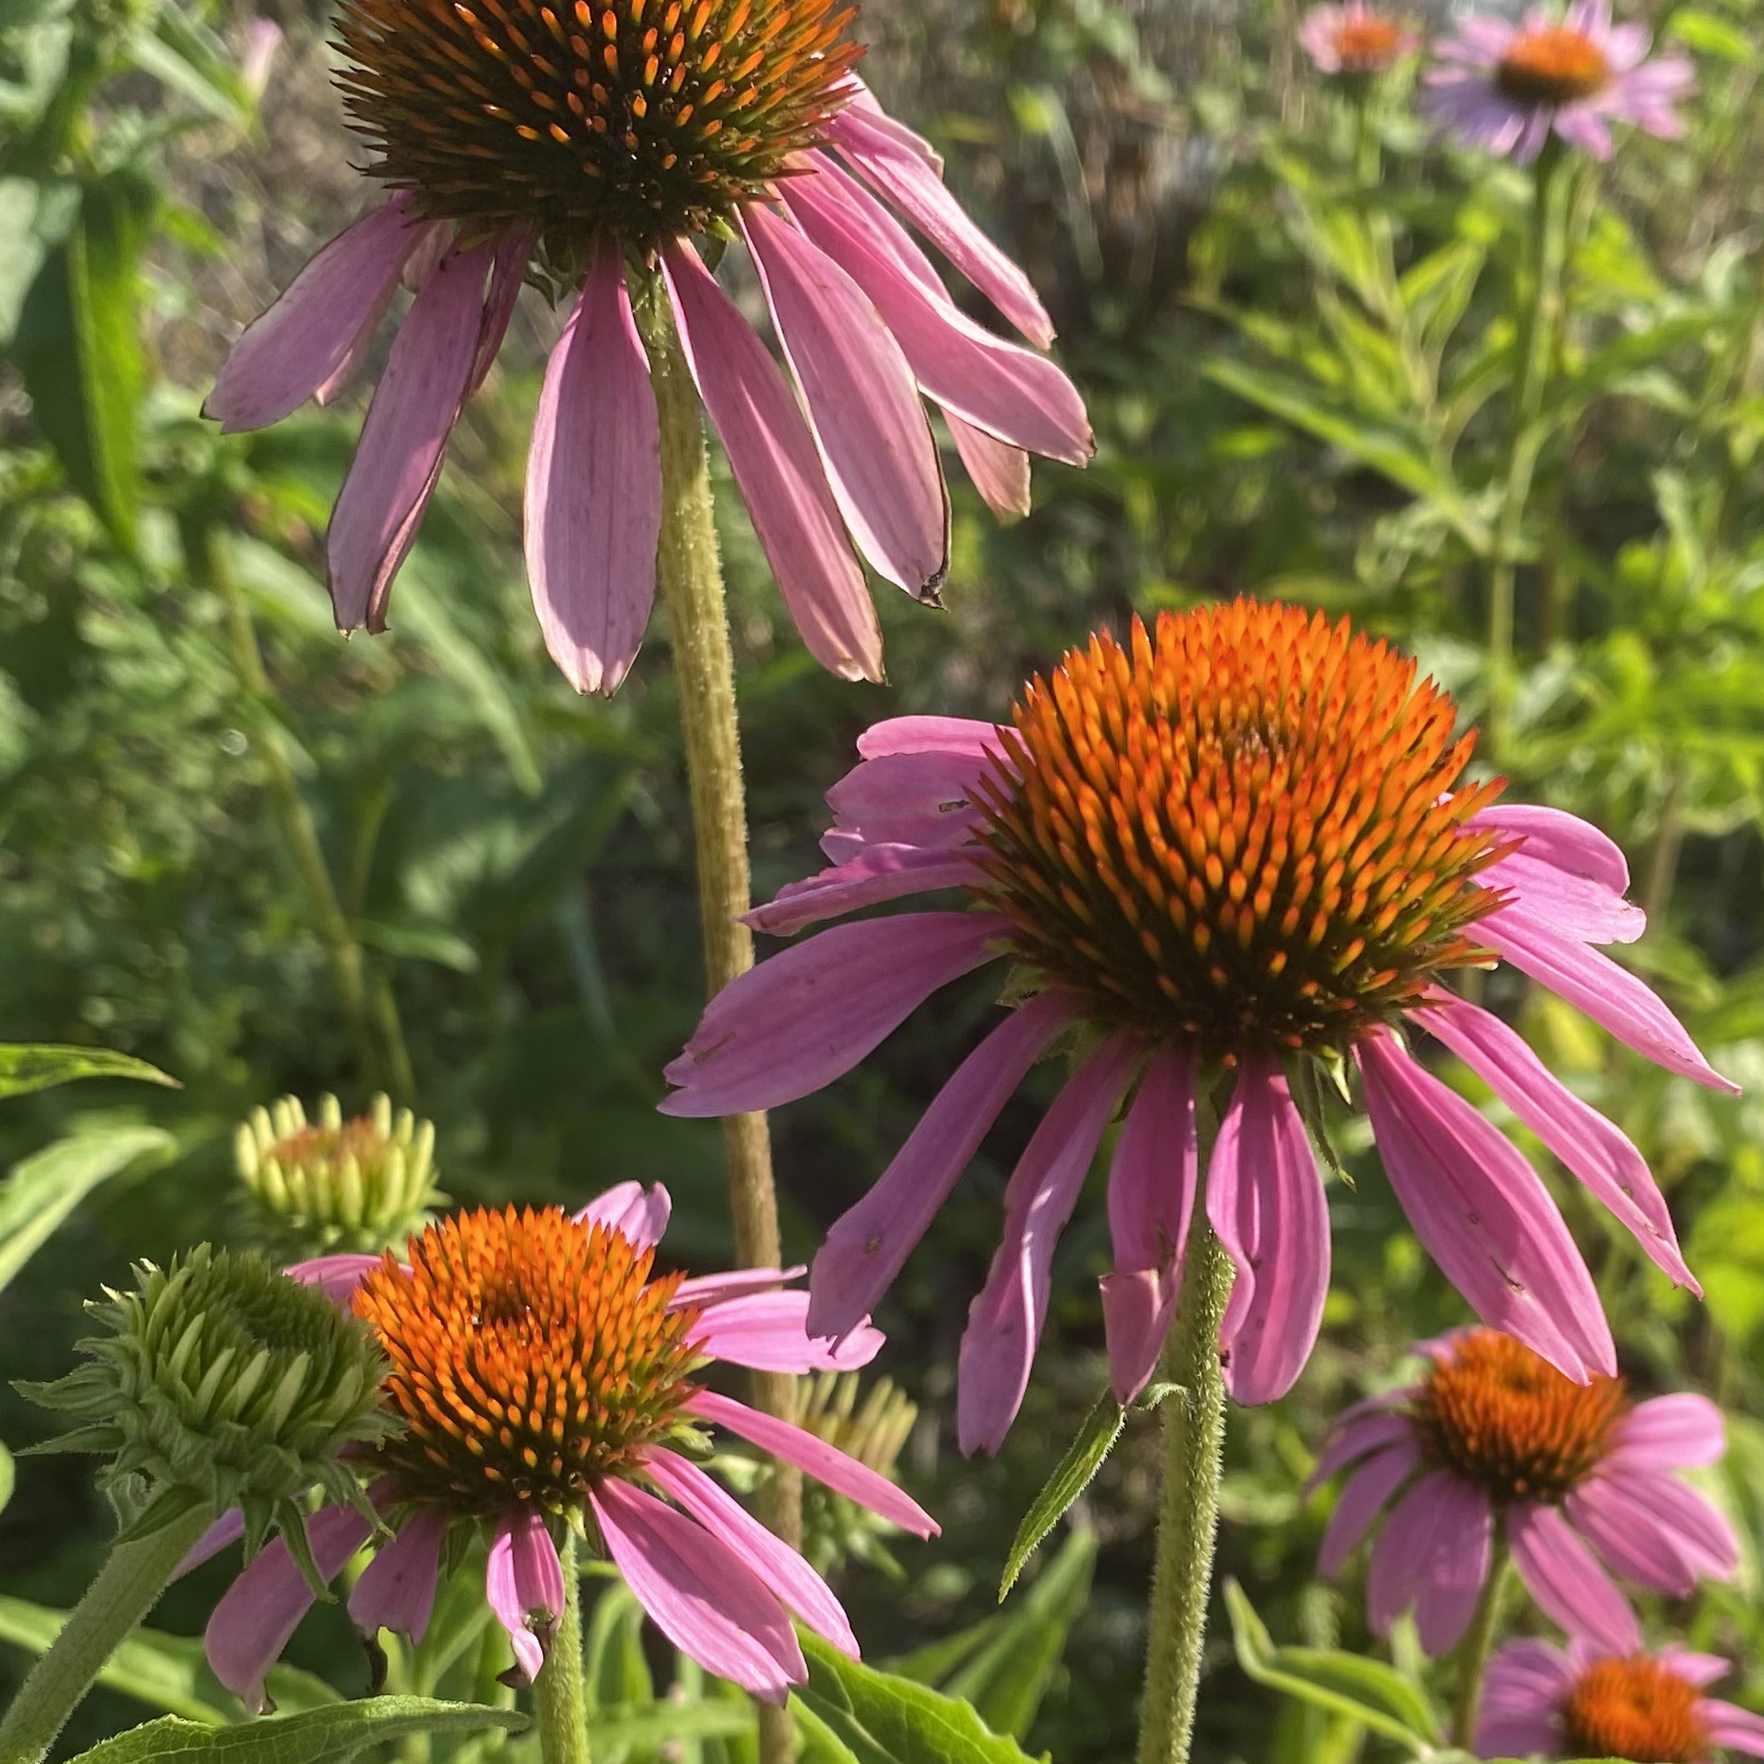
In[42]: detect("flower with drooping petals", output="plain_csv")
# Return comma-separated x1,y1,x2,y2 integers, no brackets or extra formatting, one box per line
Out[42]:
1477,1638,1764,1761
1422,0,1693,162
203,0,1091,694
1299,3,1418,76
661,601,1735,1453
1311,1328,1737,1656
185,1183,935,1711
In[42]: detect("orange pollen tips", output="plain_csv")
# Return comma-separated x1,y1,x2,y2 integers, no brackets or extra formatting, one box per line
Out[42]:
1412,1329,1629,1504
1332,15,1405,69
335,0,863,252
970,601,1509,1061
351,1206,701,1514
1495,26,1613,104
1562,1657,1709,1764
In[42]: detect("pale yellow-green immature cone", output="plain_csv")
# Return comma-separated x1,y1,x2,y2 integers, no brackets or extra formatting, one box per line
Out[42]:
792,1372,921,1580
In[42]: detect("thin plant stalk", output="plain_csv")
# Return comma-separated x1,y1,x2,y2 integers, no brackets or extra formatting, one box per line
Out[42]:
1450,1544,1513,1749
532,1532,592,1764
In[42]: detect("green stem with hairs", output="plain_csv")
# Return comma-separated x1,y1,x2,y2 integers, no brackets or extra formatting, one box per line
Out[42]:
1451,1544,1513,1750
533,1533,592,1764
0,1503,214,1764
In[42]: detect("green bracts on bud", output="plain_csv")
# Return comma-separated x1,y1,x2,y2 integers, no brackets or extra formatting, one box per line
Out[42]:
236,1093,441,1256
794,1372,920,1579
19,1245,394,1568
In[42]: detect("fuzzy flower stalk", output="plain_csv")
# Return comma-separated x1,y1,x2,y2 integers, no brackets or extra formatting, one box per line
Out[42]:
186,1182,936,1715
203,0,1091,692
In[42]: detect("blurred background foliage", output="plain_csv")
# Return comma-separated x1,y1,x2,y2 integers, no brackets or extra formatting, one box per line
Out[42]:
2,0,1764,1756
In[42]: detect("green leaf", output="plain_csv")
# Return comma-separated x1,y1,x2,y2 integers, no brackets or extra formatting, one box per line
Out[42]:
792,1632,1039,1764
590,1703,754,1749
1223,1580,1441,1752
0,175,77,345
1667,8,1755,60
0,1440,13,1515
65,1698,526,1764
0,1043,176,1099
0,1124,174,1294
999,1390,1124,1596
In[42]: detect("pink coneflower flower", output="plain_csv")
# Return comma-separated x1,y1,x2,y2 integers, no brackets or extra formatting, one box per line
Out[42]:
1477,1638,1764,1762
203,0,1091,694
1311,1328,1737,1656
1422,0,1693,162
660,601,1735,1453
183,1184,935,1710
1299,3,1418,76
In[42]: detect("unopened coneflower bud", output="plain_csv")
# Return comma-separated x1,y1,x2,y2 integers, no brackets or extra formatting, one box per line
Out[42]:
236,1093,441,1256
792,1370,921,1577
20,1245,394,1576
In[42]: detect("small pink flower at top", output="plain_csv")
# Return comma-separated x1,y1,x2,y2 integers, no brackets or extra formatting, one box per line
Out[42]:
661,600,1735,1454
1478,1637,1764,1762
1299,3,1419,76
1313,1329,1737,1657
1423,0,1693,161
180,1183,935,1711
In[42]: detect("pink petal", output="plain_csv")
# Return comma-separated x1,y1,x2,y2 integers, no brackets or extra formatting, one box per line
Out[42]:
524,250,660,695
486,1506,565,1687
1364,1470,1493,1654
957,1034,1141,1455
1472,802,1643,942
1479,909,1738,1093
660,242,882,683
642,1447,858,1656
742,204,948,600
1566,1468,1738,1596
1356,1031,1615,1381
572,1179,672,1251
1413,993,1696,1290
1476,1638,1576,1759
1207,1052,1329,1406
283,1253,385,1306
689,1291,884,1372
1663,1647,1732,1689
949,417,1031,517
685,1387,938,1538
745,845,982,937
205,198,422,431
176,1507,246,1578
1507,1501,1641,1655
1701,1700,1764,1754
1305,1410,1418,1496
590,1474,803,1702
826,106,1055,348
660,911,1009,1116
205,1505,373,1713
856,715,1006,760
349,1505,447,1645
669,1266,803,1309
327,244,493,633
466,225,533,395
806,988,1078,1341
1318,1441,1420,1579
1610,1392,1726,1468
824,748,992,849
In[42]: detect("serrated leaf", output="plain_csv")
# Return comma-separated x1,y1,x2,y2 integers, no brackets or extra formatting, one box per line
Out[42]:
64,1698,526,1764
0,1043,177,1098
999,1391,1124,1597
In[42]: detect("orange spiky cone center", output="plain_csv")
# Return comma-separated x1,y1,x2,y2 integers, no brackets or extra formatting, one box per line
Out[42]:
1495,26,1612,104
970,601,1510,1062
1563,1657,1710,1764
352,1206,700,1514
1412,1329,1628,1503
335,0,863,253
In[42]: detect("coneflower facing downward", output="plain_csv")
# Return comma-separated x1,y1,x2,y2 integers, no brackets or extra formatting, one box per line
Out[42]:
204,0,1090,692
662,601,1735,1452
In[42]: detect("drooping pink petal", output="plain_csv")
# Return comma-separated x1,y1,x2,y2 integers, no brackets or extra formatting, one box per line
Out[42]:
283,1253,385,1306
1473,803,1642,944
1364,1470,1493,1654
1610,1392,1726,1469
835,76,943,168
807,989,1078,1341
177,1507,246,1578
205,1505,374,1714
1507,1501,1641,1655
661,911,1010,1117
1206,1052,1329,1405
1318,1441,1420,1579
589,1474,803,1702
1413,992,1696,1290
524,249,660,695
745,845,982,937
1479,909,1737,1093
572,1179,672,1252
642,1446,857,1656
685,1388,938,1538
1475,1637,1576,1758
1566,1468,1738,1597
1356,1031,1615,1381
205,197,423,432
958,1034,1141,1455
949,417,1031,517
660,242,882,683
486,1506,565,1686
856,715,1006,760
467,225,534,395
669,1266,803,1310
327,243,493,633
1304,1411,1417,1497
1702,1700,1764,1755
349,1505,447,1645
824,747,993,848
689,1291,884,1372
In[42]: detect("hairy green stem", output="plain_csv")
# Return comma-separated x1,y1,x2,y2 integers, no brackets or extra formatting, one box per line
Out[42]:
633,268,798,1764
534,1533,591,1764
0,1503,214,1764
1451,1546,1512,1750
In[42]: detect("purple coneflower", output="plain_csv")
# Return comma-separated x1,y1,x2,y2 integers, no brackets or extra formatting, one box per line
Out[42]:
661,600,1734,1452
184,1182,935,1710
1298,3,1417,76
1311,1328,1737,1655
1478,1638,1764,1762
205,2,1091,692
1422,0,1693,161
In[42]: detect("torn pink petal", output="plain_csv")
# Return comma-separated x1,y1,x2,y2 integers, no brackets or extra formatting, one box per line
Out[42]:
467,225,534,395
349,1505,447,1645
486,1506,564,1687
689,1291,884,1373
1507,1501,1641,1655
572,1179,672,1252
824,748,992,849
949,417,1032,517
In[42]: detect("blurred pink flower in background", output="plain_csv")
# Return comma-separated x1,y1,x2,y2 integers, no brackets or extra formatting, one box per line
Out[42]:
1298,2,1418,76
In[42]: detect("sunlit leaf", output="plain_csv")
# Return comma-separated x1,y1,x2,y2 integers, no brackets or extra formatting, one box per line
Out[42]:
0,1043,176,1099
999,1392,1123,1597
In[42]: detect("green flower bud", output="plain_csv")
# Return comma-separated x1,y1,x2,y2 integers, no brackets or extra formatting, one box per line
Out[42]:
20,1246,395,1575
236,1093,441,1256
793,1372,921,1579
